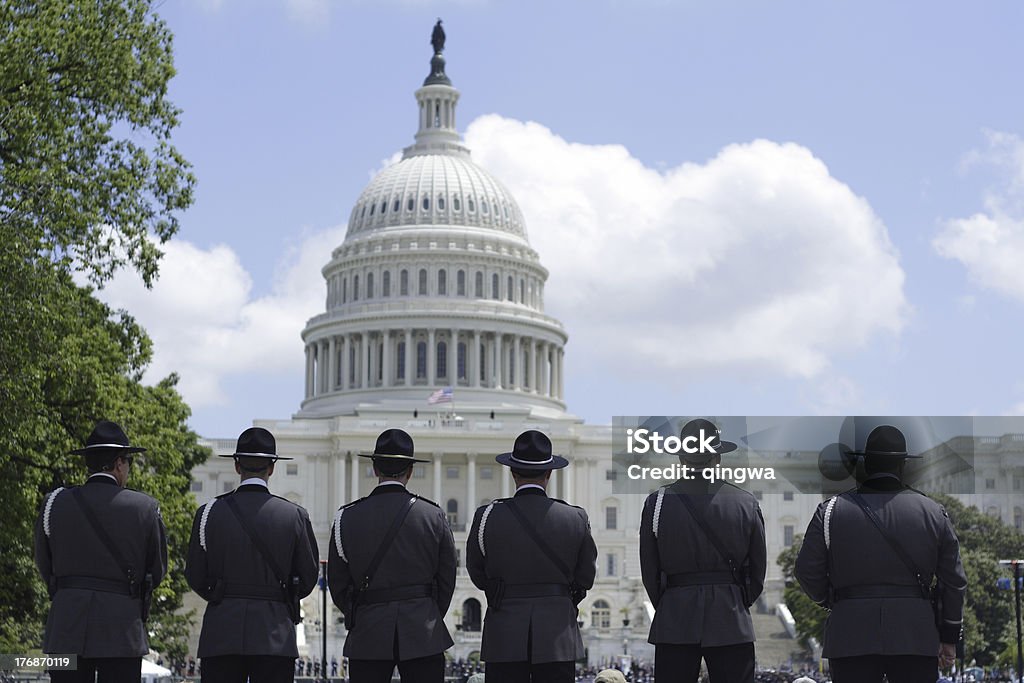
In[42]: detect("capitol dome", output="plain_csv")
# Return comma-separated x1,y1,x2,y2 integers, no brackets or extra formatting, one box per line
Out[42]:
297,41,568,419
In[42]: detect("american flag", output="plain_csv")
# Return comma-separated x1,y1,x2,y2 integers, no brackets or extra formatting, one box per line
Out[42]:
427,386,453,405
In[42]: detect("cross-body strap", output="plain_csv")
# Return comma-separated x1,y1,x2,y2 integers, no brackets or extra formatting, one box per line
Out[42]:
675,492,739,574
359,495,418,591
224,495,288,588
504,499,573,581
848,492,929,596
70,487,136,586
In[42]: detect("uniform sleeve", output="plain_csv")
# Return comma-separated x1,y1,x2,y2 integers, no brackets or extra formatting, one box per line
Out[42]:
293,507,320,599
466,505,488,591
746,502,767,605
327,512,354,613
795,502,830,606
185,505,211,600
574,507,598,590
147,499,168,589
936,507,967,644
34,495,54,595
434,507,457,617
639,493,661,607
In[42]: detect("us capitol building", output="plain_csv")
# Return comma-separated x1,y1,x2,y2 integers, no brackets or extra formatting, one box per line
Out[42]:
184,33,1022,666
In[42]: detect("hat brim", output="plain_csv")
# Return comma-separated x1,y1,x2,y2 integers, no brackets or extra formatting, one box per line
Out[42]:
678,439,739,460
70,445,147,455
358,452,430,463
218,452,294,461
848,449,923,459
495,452,569,470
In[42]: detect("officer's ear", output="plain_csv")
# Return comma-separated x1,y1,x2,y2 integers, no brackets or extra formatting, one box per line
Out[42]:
267,460,276,477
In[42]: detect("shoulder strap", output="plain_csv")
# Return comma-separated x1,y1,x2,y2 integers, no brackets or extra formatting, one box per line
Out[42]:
224,495,288,586
823,496,838,550
70,487,136,584
478,501,497,557
504,499,572,580
848,492,928,594
359,495,417,590
676,492,738,572
653,487,666,539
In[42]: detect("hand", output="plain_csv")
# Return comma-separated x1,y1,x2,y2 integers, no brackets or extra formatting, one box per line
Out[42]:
938,642,956,670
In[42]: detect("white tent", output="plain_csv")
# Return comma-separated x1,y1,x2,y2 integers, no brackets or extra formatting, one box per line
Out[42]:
141,658,173,683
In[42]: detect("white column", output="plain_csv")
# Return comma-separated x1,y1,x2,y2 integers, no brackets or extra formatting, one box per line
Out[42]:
493,333,503,389
349,451,359,502
558,348,566,400
433,453,443,504
340,334,350,391
467,453,477,516
318,341,327,394
563,456,573,505
328,337,337,392
550,468,559,499
382,330,391,387
542,343,551,396
501,466,511,498
447,329,457,385
336,450,347,508
361,333,370,389
528,339,537,393
513,335,521,390
405,329,414,386
472,330,482,388
427,329,436,385
305,345,313,398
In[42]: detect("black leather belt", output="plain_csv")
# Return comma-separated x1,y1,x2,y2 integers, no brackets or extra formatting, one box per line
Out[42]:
56,576,133,596
222,582,288,602
501,583,570,599
667,571,735,587
360,584,434,605
834,584,928,601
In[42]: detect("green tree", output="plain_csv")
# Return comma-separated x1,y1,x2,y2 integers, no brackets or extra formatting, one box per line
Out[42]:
0,0,201,656
778,535,827,645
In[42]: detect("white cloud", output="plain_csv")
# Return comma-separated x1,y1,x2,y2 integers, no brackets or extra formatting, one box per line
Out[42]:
934,131,1024,302
466,115,908,381
97,228,345,408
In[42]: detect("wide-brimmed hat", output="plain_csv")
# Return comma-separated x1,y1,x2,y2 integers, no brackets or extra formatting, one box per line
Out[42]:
849,424,922,459
219,427,293,460
495,430,568,470
678,418,737,464
358,429,429,463
70,420,147,456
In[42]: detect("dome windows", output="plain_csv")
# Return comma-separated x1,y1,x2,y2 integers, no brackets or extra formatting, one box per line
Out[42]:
422,196,430,211
418,269,428,295
380,201,387,215
407,197,415,212
383,271,391,297
491,273,499,300
400,269,409,296
453,196,461,211
481,200,489,215
468,197,476,212
393,199,400,213
438,195,446,210
475,272,484,298
438,269,447,295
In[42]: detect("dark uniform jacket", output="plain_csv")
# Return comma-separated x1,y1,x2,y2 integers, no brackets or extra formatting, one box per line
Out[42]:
34,474,167,657
328,483,456,661
795,474,967,658
467,487,598,664
186,482,320,658
640,478,766,647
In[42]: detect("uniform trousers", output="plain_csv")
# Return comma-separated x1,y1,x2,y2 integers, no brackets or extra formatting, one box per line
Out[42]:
829,654,937,683
200,654,295,683
49,657,141,683
348,653,445,683
654,642,754,683
484,660,575,683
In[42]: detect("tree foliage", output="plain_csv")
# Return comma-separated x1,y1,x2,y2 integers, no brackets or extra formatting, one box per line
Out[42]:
0,0,203,657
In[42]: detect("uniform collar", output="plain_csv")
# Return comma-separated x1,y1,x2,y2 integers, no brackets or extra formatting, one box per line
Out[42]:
239,477,269,488
370,482,409,496
87,473,119,486
514,484,547,497
858,473,905,492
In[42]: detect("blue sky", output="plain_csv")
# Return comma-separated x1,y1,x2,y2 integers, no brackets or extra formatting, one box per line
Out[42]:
97,0,1024,438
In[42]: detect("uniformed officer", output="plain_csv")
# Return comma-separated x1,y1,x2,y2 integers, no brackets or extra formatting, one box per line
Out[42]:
328,429,456,683
795,425,967,683
639,418,767,683
34,420,168,683
185,427,320,683
467,430,598,683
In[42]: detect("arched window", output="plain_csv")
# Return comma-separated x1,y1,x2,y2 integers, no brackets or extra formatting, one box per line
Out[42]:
479,342,486,383
382,271,391,297
508,346,515,385
422,195,430,211
520,279,525,304
438,195,446,210
468,197,475,212
367,273,374,299
419,269,428,295
507,275,513,301
457,342,467,381
400,269,409,296
438,270,447,296
446,498,458,526
453,196,461,211
393,198,400,213
341,278,347,304
416,342,427,379
491,273,499,300
462,598,482,632
437,341,448,379
474,272,484,298
380,200,387,214
592,600,611,629
353,275,359,301
407,197,414,212
397,341,406,380
457,270,466,296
